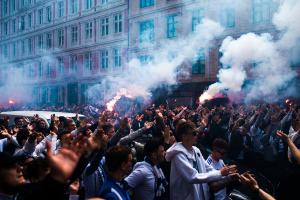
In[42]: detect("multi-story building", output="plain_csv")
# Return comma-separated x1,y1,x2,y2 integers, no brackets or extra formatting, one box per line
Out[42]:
0,0,128,106
128,0,285,105
0,0,299,106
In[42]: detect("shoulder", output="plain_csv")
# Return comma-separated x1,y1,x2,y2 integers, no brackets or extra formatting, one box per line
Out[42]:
132,161,153,174
206,155,213,165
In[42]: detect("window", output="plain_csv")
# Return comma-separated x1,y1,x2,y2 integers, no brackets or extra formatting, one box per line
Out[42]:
11,0,16,12
20,16,25,31
70,55,77,73
221,8,235,28
113,48,121,67
46,33,52,48
70,0,78,14
58,29,64,47
2,0,8,16
192,9,203,32
57,57,64,75
101,17,109,36
46,6,52,23
38,35,43,49
46,63,52,78
139,55,153,64
71,26,78,44
192,49,205,74
114,14,122,33
28,13,32,28
38,62,43,78
28,65,34,78
85,0,92,10
57,87,64,103
80,84,90,104
4,22,8,35
101,50,108,69
41,87,49,103
140,0,154,8
58,1,65,17
85,22,93,40
139,20,154,43
38,9,43,24
2,44,8,57
12,19,16,33
167,14,178,38
50,87,59,103
253,0,271,24
28,38,33,54
21,40,26,55
12,42,17,57
21,0,25,7
84,52,92,72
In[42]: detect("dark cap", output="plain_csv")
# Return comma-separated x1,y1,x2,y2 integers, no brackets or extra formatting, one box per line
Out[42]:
0,152,18,170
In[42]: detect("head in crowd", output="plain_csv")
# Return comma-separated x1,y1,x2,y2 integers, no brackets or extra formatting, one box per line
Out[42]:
23,157,50,183
14,117,24,128
176,121,198,148
65,118,77,132
105,145,133,181
102,123,115,139
144,138,165,165
0,152,26,195
16,128,30,146
211,138,229,161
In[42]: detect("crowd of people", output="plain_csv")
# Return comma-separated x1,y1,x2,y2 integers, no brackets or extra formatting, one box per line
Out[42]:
0,100,299,200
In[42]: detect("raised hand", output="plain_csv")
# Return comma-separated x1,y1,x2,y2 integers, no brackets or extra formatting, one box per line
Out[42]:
276,130,289,142
144,121,154,129
87,129,108,152
0,127,11,138
46,140,82,183
220,165,237,176
240,172,259,191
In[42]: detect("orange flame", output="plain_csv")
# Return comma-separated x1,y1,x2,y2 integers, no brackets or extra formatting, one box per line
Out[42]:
106,89,133,111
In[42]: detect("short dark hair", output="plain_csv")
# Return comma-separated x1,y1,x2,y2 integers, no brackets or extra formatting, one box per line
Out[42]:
175,121,196,141
102,123,114,134
212,138,229,151
105,145,131,172
144,137,164,158
16,128,30,145
14,117,23,123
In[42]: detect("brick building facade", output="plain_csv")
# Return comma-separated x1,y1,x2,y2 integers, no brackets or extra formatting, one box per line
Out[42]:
1,0,298,106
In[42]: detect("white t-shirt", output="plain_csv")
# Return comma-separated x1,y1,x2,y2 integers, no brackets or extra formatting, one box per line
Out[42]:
206,155,227,200
125,161,156,200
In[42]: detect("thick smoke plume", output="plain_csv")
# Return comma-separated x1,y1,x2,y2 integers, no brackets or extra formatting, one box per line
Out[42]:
88,19,224,105
200,0,300,103
0,50,58,107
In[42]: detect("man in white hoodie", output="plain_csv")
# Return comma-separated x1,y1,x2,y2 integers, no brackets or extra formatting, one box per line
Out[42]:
165,121,236,200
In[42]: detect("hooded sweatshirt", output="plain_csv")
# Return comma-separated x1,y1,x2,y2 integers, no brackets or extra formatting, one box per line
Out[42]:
165,143,222,200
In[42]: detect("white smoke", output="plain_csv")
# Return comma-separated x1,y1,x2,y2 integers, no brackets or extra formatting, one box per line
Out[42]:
0,63,33,105
200,0,300,103
273,0,300,49
89,19,224,104
0,50,60,107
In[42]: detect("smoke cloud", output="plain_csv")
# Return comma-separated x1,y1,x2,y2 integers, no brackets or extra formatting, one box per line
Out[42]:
88,19,224,104
200,0,300,103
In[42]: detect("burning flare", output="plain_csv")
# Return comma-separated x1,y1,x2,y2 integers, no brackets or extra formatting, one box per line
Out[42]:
106,88,133,111
8,99,16,105
199,91,213,104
